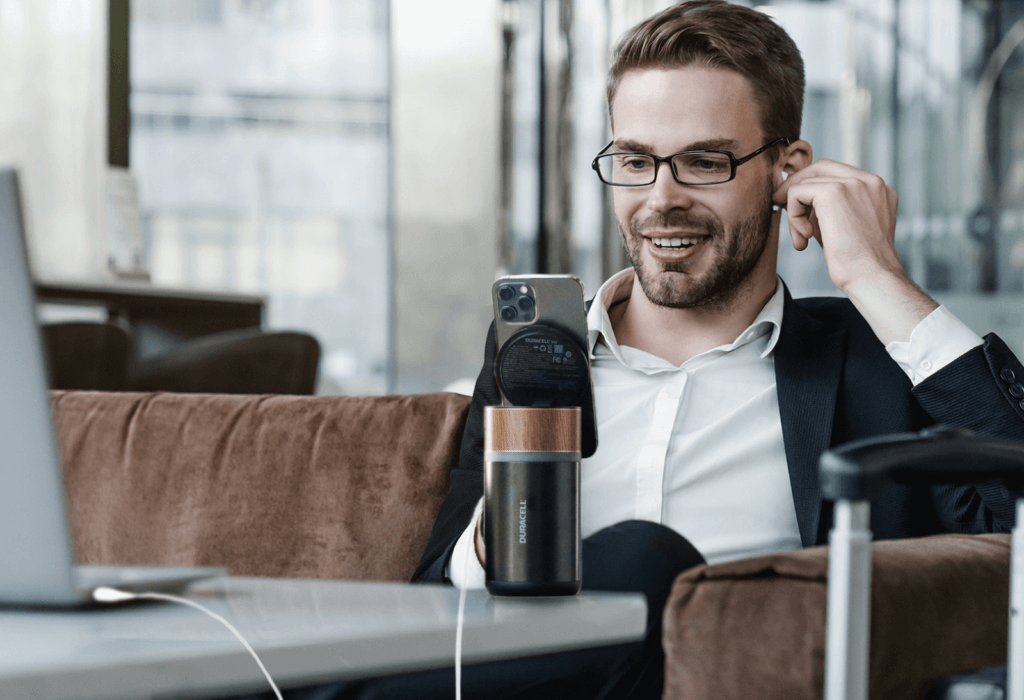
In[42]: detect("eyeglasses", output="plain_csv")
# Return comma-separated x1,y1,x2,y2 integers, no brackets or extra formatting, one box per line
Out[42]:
591,137,790,187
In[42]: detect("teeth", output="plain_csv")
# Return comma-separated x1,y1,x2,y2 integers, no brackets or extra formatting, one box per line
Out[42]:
653,236,706,248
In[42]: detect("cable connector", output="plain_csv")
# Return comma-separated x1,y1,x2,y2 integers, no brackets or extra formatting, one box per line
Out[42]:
93,586,136,603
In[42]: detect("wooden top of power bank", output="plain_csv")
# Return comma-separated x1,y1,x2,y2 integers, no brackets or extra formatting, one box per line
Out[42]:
483,406,581,453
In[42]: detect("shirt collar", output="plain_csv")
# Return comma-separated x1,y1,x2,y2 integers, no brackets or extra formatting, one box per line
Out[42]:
586,268,785,362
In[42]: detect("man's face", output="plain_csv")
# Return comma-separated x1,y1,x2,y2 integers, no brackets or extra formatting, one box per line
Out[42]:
610,66,776,311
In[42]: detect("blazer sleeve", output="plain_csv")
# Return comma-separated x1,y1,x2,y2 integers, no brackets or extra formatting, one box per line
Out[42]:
912,333,1024,532
411,321,500,583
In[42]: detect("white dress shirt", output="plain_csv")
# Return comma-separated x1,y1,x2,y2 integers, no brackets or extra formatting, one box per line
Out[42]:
448,270,984,588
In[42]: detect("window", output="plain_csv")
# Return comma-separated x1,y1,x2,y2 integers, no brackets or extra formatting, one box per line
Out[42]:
130,0,392,394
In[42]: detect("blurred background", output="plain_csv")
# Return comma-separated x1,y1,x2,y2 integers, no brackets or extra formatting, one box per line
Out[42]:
1,0,1023,396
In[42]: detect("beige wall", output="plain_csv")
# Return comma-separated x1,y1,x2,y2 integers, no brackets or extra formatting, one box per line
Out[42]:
0,0,108,281
392,0,501,393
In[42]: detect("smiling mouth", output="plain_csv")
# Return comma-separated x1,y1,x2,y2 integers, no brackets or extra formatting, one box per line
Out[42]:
649,235,710,250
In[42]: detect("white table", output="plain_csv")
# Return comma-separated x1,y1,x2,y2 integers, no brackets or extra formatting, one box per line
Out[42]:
0,577,647,700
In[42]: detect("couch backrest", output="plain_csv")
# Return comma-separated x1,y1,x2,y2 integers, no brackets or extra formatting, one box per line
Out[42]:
52,390,471,582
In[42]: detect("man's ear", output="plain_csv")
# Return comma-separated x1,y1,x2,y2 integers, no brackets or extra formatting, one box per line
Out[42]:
776,139,812,187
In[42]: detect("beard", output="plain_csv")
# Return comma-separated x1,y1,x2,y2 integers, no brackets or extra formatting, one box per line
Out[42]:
618,177,775,312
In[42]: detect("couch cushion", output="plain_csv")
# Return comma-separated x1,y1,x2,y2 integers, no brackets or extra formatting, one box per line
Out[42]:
662,533,1010,700
52,390,471,582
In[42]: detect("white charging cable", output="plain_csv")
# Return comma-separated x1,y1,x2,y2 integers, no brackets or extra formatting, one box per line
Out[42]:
455,498,485,700
93,586,283,700
94,501,483,700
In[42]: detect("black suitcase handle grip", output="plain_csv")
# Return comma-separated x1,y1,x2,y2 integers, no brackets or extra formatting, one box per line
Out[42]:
819,427,1024,501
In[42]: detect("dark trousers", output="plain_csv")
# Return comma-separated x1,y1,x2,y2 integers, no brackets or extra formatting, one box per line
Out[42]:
233,521,705,700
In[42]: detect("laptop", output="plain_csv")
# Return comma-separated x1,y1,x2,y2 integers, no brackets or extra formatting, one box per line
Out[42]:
0,166,225,606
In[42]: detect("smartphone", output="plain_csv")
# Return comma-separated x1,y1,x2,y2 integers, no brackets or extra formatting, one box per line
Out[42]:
491,274,598,458
492,275,588,351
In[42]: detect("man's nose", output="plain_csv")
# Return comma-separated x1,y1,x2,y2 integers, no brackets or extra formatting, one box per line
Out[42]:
644,159,694,213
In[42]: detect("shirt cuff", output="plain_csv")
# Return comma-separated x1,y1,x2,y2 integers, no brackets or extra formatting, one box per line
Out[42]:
445,497,487,589
885,305,983,386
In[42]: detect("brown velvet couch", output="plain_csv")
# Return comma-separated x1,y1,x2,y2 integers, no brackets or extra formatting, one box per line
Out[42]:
53,390,1012,699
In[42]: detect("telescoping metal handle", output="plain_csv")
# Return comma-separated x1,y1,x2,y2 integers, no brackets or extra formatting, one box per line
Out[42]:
818,428,1024,700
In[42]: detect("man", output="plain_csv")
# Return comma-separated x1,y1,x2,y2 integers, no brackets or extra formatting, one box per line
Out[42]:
244,2,1024,699
410,0,1024,697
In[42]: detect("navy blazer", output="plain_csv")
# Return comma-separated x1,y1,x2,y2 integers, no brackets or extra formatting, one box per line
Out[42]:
412,286,1024,583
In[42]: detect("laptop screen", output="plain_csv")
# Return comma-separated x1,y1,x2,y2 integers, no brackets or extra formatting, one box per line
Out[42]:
0,166,79,605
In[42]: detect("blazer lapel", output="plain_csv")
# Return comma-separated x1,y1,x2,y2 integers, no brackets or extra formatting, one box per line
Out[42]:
775,287,846,547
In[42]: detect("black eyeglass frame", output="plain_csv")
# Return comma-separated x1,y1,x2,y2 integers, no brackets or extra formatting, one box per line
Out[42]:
591,136,791,187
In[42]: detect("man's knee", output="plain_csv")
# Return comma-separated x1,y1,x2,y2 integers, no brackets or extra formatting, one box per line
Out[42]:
581,520,705,623
583,521,705,584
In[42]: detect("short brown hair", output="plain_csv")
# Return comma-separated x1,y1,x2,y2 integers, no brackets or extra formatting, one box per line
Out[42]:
608,1,804,154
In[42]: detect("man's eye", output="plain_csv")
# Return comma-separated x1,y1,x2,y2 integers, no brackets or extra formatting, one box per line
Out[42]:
696,158,727,172
624,158,651,170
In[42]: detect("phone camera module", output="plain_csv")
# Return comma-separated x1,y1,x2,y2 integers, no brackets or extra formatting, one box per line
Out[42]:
498,286,516,302
500,306,517,321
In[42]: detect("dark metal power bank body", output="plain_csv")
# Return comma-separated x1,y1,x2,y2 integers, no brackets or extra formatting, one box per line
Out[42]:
484,407,581,596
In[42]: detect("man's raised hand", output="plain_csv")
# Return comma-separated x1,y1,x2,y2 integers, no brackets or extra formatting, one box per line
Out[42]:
772,159,902,294
772,158,937,345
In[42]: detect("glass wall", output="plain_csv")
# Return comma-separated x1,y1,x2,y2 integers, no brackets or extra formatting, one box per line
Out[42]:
499,0,624,297
130,0,392,394
390,0,500,394
768,0,1024,357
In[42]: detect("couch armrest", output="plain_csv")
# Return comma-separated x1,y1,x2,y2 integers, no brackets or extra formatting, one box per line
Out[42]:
662,533,1010,700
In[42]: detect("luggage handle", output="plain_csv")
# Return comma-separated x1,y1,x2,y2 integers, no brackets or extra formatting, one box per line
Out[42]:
820,426,1024,501
818,427,1024,700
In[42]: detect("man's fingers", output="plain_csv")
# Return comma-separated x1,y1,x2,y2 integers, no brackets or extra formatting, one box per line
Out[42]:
774,161,891,206
787,206,817,250
785,182,818,227
784,159,887,187
783,176,870,218
786,176,897,235
775,175,852,209
808,207,822,245
784,179,822,251
790,222,808,251
772,177,791,205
